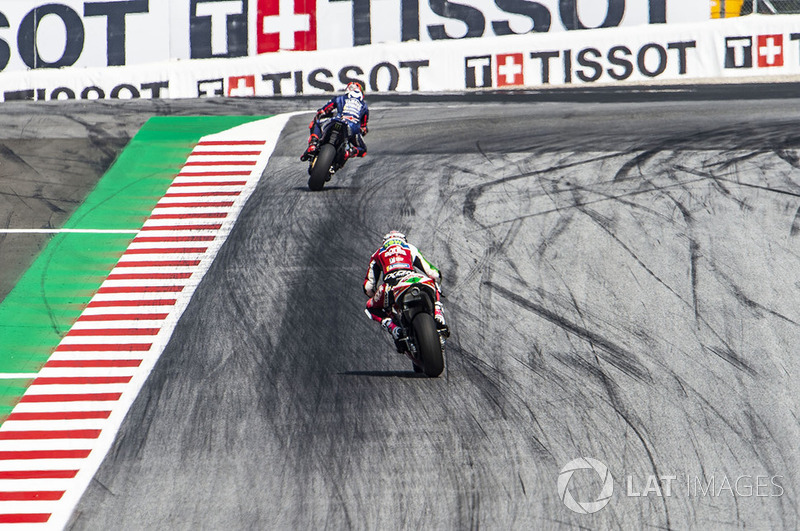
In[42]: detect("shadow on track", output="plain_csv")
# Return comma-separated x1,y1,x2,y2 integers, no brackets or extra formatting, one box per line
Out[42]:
339,370,427,378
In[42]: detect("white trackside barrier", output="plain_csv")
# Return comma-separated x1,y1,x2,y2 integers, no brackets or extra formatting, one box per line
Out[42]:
0,0,708,74
0,15,797,102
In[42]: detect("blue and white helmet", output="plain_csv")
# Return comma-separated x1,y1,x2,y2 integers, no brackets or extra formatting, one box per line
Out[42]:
346,82,363,101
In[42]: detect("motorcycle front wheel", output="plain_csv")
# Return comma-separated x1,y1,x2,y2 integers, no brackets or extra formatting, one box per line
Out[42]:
308,144,336,191
412,313,444,377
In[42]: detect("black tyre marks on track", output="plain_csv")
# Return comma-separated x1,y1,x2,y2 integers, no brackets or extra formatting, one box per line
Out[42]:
67,98,800,530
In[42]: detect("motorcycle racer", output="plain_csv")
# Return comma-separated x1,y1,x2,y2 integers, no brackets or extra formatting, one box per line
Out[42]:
363,231,449,346
300,82,369,162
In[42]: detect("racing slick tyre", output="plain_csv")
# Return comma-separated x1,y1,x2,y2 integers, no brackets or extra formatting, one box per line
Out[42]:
308,144,335,191
411,313,444,377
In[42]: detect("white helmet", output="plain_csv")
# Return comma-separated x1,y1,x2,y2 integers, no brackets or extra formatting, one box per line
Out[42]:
346,82,363,101
382,230,406,246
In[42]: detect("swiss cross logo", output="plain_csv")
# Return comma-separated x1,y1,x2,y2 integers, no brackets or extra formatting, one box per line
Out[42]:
724,34,788,69
257,0,316,53
228,75,256,97
757,34,783,67
496,53,524,87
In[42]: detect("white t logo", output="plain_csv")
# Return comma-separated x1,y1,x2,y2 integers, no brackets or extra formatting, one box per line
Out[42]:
727,38,751,67
467,57,491,87
195,1,244,55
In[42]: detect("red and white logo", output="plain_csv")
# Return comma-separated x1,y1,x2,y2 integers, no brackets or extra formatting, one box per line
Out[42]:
496,53,524,87
228,75,256,97
257,0,316,53
757,34,783,67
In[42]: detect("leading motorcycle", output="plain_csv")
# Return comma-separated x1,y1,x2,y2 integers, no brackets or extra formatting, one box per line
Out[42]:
307,116,354,191
386,272,448,377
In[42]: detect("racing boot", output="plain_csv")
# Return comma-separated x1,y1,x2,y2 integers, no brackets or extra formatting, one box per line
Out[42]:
299,137,319,162
434,302,450,338
343,146,359,163
382,318,406,353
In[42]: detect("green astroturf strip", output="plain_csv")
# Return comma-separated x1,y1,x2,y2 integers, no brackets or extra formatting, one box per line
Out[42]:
0,116,268,416
0,379,35,420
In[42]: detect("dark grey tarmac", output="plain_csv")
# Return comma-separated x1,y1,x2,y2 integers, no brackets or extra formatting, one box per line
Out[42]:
0,85,798,529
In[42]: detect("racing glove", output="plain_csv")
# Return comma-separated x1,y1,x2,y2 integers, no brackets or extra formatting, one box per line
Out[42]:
364,281,375,298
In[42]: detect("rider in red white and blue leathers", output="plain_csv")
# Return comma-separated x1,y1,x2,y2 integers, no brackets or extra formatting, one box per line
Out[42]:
363,231,448,344
300,82,369,162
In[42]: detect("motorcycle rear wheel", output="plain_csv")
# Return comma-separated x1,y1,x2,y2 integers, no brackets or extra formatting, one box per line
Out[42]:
308,144,335,191
412,313,444,377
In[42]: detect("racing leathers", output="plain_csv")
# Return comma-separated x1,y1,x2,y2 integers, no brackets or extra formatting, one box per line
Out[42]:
363,238,448,344
301,92,369,161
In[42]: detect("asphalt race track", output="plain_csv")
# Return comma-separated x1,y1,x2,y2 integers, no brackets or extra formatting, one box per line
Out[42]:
1,86,799,529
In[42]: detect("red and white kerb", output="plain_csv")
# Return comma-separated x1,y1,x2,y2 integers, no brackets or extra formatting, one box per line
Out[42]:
0,114,294,529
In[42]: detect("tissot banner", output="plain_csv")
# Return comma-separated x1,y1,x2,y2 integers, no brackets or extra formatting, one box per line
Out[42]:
1,15,799,102
0,0,708,73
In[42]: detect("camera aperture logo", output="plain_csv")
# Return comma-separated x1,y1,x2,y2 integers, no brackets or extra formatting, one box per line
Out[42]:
558,457,614,514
